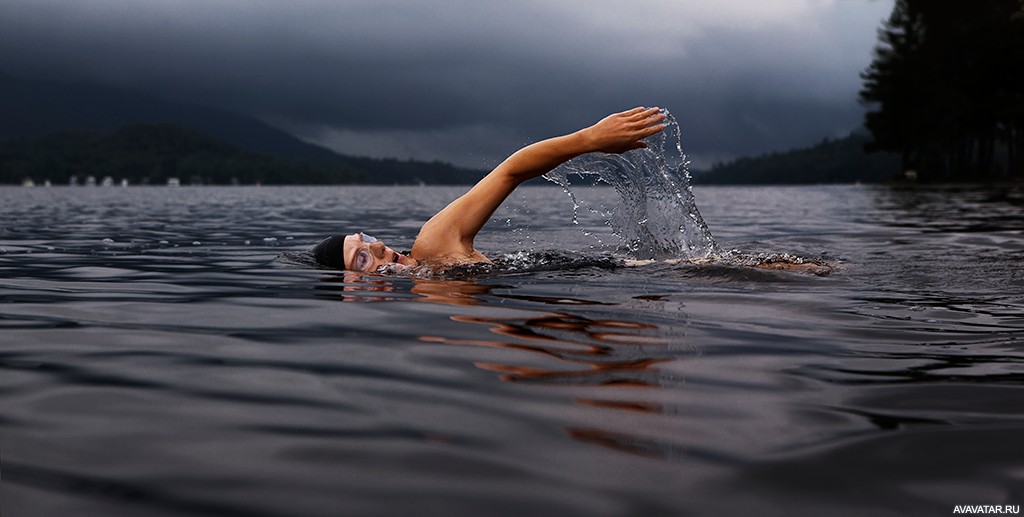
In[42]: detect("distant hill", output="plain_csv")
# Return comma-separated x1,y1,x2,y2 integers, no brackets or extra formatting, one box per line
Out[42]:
694,133,902,184
0,72,338,160
0,123,363,185
0,72,484,184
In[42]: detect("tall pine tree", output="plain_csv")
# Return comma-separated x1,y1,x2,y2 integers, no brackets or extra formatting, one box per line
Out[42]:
860,0,1024,180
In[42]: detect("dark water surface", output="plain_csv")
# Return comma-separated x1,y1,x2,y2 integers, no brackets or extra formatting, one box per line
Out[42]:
1,184,1022,516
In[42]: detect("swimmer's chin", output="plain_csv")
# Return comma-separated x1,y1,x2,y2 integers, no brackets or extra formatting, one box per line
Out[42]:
392,250,418,267
375,254,420,274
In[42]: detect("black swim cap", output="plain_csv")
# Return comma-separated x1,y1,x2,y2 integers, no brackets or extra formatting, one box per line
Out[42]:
313,235,346,269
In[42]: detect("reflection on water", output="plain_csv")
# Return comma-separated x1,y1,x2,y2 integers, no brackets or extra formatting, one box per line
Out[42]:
869,183,1024,232
326,273,684,456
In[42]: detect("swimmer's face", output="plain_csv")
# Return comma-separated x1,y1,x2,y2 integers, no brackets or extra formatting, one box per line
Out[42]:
343,233,417,272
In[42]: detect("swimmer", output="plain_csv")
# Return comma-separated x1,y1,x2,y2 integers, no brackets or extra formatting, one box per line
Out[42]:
313,107,668,272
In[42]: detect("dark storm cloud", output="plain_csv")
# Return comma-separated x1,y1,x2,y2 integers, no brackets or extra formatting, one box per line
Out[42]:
0,0,893,168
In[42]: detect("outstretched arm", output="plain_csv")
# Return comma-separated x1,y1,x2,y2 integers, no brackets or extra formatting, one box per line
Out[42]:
410,107,667,262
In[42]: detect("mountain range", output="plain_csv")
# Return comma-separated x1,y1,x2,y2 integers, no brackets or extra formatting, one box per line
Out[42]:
0,72,483,185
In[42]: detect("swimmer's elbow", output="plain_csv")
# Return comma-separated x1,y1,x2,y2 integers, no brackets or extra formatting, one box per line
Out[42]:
497,131,590,184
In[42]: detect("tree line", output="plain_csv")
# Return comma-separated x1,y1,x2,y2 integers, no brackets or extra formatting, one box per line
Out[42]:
860,0,1024,181
0,123,363,185
0,123,486,186
698,133,900,184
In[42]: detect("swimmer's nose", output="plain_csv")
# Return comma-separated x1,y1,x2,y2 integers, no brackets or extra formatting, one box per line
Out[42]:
368,241,387,257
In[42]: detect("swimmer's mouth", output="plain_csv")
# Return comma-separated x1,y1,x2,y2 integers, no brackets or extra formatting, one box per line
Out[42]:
393,252,405,263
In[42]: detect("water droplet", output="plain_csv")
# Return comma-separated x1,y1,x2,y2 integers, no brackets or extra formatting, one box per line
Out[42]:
192,241,201,246
102,238,114,244
263,237,278,242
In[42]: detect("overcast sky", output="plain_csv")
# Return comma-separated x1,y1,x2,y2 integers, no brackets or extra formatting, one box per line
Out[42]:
1,0,894,169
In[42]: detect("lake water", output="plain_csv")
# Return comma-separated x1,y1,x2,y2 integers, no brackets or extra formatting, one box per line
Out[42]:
1,184,1022,516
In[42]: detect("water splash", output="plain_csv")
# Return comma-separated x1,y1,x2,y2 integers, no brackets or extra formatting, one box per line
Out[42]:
543,109,718,260
368,251,624,279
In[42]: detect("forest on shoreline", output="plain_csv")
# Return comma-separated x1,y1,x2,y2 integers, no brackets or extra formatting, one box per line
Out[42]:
695,133,901,185
0,123,483,186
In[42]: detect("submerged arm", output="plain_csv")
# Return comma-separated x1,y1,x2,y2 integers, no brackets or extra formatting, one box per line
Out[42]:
411,107,667,261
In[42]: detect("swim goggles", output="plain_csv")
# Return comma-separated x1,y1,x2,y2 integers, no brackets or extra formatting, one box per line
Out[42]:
349,233,379,272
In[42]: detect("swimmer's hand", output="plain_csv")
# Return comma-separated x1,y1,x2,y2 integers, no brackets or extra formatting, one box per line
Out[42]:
579,107,667,154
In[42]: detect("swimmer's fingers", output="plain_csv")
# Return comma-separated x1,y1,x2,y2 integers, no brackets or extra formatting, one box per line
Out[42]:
624,108,666,134
622,106,659,116
624,118,668,150
626,107,663,123
637,121,668,139
620,106,649,117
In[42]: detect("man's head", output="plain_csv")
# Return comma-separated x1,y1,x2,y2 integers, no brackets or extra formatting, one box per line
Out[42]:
313,233,416,271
